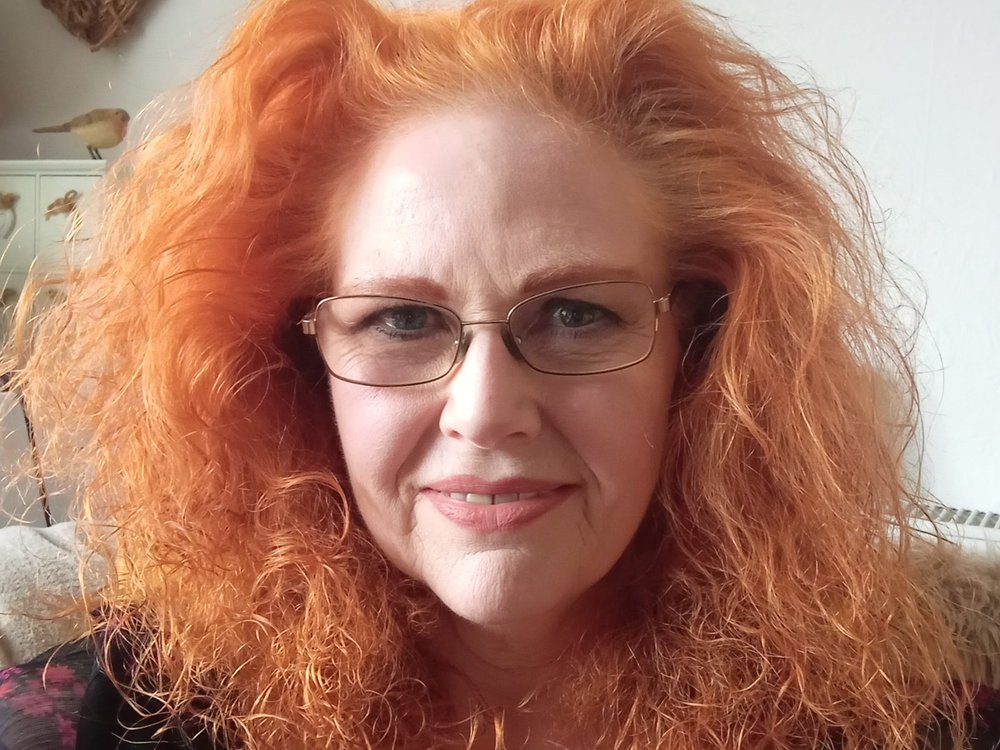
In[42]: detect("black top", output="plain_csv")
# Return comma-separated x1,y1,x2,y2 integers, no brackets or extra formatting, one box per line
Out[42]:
2,637,999,749
0,635,211,750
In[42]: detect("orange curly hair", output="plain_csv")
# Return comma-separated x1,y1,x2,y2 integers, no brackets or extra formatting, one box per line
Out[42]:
3,0,968,747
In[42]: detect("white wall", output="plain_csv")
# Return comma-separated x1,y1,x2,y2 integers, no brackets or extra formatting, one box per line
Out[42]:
698,0,1000,513
1,1,997,514
0,0,248,160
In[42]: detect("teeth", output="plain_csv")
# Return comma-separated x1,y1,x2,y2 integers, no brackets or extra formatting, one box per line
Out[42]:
444,491,543,505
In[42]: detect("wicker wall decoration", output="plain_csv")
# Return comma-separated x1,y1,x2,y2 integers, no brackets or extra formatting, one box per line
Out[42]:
40,0,146,51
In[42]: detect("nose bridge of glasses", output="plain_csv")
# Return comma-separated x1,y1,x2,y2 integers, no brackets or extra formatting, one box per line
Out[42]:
455,319,525,364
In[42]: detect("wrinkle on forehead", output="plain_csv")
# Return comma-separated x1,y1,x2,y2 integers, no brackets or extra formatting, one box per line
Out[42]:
365,106,647,225
329,104,666,302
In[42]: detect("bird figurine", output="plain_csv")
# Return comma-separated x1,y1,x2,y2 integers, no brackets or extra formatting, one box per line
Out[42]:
32,108,130,159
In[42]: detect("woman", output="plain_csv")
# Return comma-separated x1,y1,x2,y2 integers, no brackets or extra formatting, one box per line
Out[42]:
0,0,992,748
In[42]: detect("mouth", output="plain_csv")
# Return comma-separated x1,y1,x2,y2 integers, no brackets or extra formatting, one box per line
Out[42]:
426,475,565,496
422,478,572,532
439,491,543,505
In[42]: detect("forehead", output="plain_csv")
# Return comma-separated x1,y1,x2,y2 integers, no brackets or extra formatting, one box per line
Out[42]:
330,106,667,300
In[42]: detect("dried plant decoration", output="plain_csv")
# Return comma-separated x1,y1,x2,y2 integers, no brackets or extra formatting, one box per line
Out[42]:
45,190,82,220
40,0,146,51
0,193,18,240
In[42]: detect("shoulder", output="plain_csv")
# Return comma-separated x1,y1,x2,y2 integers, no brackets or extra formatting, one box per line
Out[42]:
967,684,1000,750
0,633,210,750
908,544,1000,748
0,639,93,750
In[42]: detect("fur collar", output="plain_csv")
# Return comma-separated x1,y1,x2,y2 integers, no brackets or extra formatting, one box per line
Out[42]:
912,542,1000,688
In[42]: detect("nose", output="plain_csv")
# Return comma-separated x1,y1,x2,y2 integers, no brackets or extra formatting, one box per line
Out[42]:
438,327,543,449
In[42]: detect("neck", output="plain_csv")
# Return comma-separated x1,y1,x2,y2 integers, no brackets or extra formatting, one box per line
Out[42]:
427,557,638,706
433,609,569,707
432,615,570,750
423,560,639,748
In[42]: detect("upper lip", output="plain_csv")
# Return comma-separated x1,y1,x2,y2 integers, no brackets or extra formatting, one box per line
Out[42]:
425,475,568,494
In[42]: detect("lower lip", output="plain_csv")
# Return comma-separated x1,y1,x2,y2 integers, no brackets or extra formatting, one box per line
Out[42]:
425,487,571,532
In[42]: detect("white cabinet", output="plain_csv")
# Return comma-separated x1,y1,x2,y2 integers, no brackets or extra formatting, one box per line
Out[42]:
0,161,100,527
0,175,37,271
0,160,104,280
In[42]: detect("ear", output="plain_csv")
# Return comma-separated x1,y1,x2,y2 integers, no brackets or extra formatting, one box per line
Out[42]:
670,278,728,388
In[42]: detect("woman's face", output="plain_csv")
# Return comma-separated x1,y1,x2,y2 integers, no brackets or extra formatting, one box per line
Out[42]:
327,106,680,632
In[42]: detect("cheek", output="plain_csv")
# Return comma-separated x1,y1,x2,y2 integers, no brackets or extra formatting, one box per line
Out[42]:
327,384,417,573
563,357,674,476
567,347,677,541
328,380,435,510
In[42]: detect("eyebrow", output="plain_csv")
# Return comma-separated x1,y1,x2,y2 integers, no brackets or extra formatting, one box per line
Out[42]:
337,276,449,300
337,265,644,299
518,265,643,293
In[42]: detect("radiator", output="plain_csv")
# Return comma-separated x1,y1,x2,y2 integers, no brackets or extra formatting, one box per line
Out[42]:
906,503,1000,554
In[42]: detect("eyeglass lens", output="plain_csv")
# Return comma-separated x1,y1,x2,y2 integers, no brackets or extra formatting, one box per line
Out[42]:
313,281,657,386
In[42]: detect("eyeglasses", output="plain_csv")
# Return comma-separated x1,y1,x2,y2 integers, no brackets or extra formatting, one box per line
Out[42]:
299,280,672,387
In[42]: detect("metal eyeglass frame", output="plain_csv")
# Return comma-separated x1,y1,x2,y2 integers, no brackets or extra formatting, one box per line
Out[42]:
299,279,673,387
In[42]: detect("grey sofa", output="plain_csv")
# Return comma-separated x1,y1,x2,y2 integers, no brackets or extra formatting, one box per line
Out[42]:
0,522,106,667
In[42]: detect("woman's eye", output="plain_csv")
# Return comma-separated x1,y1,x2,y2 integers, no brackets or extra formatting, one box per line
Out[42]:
379,305,431,331
359,304,447,339
546,299,614,329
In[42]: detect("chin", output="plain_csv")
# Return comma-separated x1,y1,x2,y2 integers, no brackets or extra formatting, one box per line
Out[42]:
427,563,599,634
